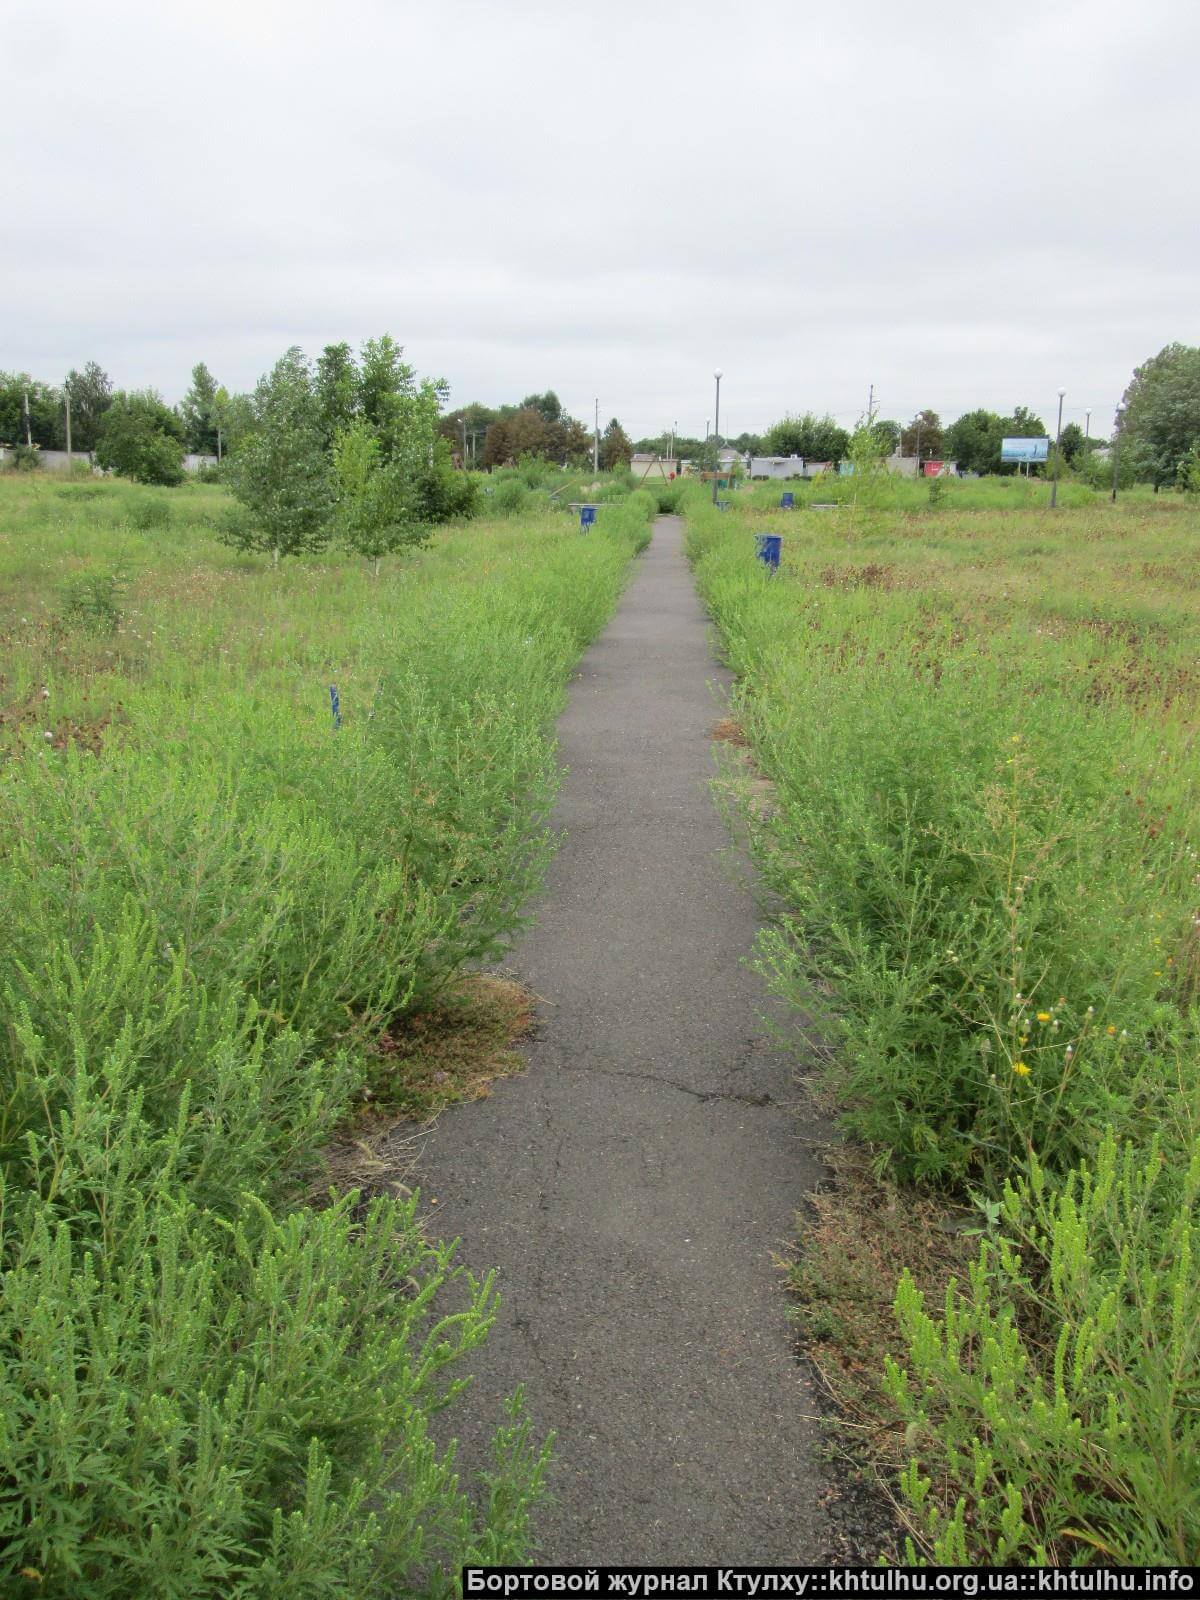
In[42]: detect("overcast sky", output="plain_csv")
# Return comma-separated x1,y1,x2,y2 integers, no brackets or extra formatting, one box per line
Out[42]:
4,0,1197,440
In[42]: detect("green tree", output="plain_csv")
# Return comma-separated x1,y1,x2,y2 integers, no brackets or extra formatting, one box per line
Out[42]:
900,409,943,463
1119,343,1200,488
872,418,901,454
1006,404,1046,438
762,412,850,465
225,348,334,563
943,409,1006,475
439,402,500,465
1176,443,1200,493
95,392,186,485
62,362,113,451
331,417,428,574
519,391,564,424
0,373,62,449
315,341,359,448
600,417,633,470
415,437,480,522
483,408,551,468
179,361,220,455
1058,422,1086,464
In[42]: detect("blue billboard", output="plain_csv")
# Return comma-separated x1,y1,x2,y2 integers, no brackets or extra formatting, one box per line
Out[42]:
1000,436,1049,462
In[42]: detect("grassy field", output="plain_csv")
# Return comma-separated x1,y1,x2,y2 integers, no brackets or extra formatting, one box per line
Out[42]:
0,471,652,1596
686,478,1199,1564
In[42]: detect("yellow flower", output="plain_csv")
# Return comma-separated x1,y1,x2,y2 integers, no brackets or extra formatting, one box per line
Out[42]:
1106,1025,1117,1036
1036,1012,1051,1023
1012,1061,1031,1076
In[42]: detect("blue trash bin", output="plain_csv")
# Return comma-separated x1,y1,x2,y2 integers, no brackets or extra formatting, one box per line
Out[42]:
579,504,597,531
780,491,795,509
755,533,782,572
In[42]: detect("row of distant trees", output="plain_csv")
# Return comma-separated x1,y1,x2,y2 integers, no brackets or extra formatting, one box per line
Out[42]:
625,345,1200,488
8,342,1200,495
438,392,639,472
0,361,239,485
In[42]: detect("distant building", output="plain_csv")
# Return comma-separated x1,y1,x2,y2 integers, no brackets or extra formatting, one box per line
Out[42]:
631,453,677,481
749,455,806,480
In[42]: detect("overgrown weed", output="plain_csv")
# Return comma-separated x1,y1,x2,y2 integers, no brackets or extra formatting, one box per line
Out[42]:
686,478,1200,1563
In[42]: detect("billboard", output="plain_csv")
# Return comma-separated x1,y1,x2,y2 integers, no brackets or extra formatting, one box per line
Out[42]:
1000,436,1049,462
923,460,947,477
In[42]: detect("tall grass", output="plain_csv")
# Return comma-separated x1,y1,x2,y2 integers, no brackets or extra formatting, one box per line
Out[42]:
0,475,653,1594
685,480,1200,1562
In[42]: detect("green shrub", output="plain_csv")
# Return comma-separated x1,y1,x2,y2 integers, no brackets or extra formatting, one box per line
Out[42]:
0,500,648,1591
626,488,657,523
0,1052,547,1596
887,1130,1200,1565
96,396,186,487
130,493,172,529
58,567,128,634
684,484,1200,1561
492,478,528,515
687,500,1198,1185
5,443,41,471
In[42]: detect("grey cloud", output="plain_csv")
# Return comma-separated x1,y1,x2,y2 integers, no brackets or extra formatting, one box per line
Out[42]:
4,0,1197,439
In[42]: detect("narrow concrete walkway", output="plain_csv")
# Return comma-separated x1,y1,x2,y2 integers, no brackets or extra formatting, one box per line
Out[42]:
415,516,829,1563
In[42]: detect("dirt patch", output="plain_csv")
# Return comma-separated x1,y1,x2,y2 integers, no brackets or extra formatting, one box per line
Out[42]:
789,1142,976,1550
712,717,778,822
318,973,537,1200
712,714,750,747
818,563,898,591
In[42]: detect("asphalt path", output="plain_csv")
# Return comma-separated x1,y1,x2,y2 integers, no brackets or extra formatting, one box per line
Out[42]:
414,514,831,1564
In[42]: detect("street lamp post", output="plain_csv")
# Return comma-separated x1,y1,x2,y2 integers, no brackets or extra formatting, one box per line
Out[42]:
1050,387,1066,509
1084,408,1091,442
711,369,723,505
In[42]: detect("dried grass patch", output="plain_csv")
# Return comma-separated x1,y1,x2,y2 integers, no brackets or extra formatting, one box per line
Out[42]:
317,973,537,1199
790,1144,975,1471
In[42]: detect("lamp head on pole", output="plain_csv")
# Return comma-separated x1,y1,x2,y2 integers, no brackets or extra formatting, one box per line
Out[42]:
714,368,723,382
1057,387,1066,399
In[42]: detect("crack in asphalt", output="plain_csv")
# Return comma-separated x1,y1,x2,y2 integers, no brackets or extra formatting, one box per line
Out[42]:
585,1065,774,1108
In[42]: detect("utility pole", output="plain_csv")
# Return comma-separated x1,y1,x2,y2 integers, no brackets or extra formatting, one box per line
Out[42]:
711,370,723,506
1050,388,1066,509
914,420,922,469
593,398,599,475
65,389,72,465
1084,408,1091,441
867,383,875,425
23,388,32,448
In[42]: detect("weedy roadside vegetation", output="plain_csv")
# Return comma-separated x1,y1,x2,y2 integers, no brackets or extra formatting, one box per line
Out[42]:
685,477,1200,1564
0,472,654,1595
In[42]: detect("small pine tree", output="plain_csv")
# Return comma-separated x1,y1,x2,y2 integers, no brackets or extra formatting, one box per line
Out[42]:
180,362,220,455
600,417,633,470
